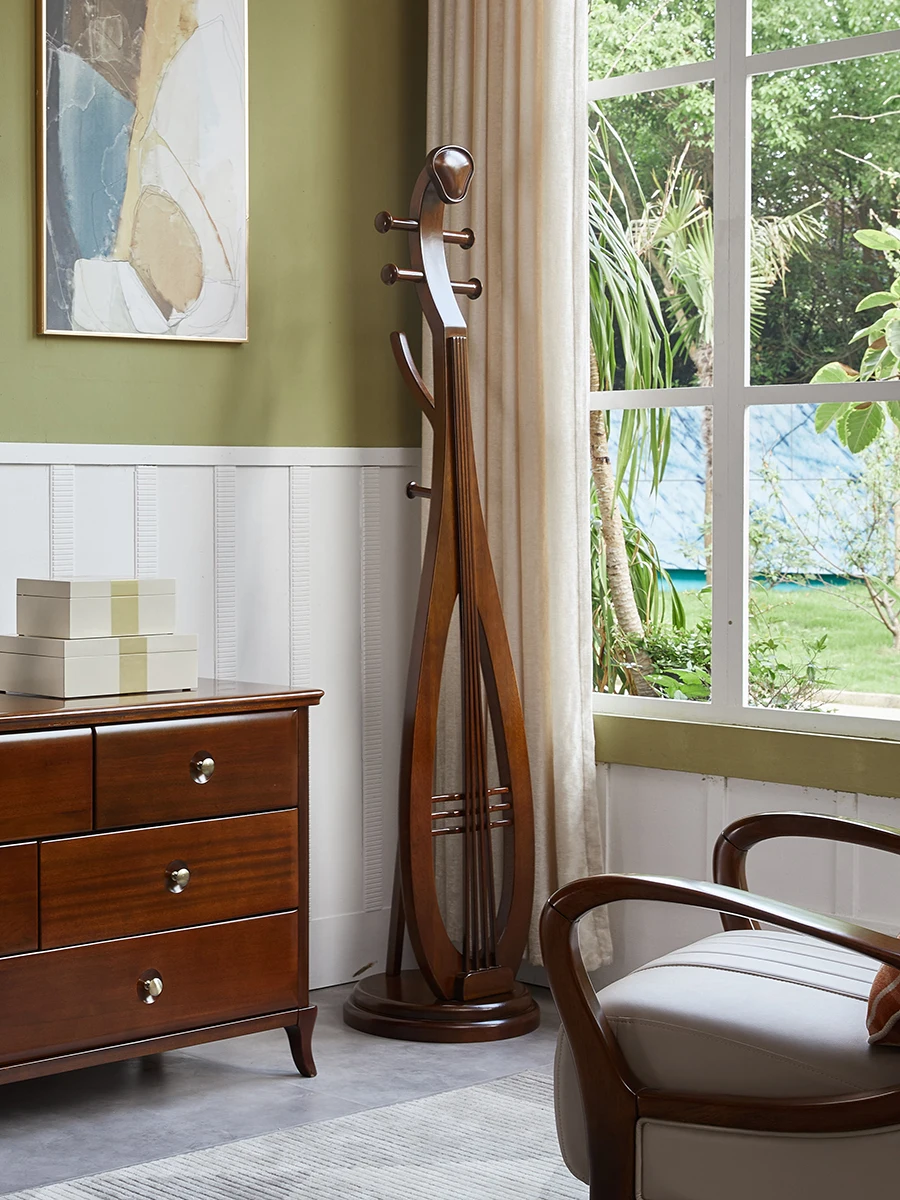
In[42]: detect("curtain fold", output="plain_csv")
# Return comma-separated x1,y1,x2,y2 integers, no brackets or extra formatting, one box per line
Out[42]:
426,0,611,967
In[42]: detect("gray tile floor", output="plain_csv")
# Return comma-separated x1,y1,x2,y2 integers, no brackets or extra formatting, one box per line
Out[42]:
0,983,560,1195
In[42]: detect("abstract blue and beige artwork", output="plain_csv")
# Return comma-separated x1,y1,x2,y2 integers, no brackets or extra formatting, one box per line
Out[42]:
42,1,248,341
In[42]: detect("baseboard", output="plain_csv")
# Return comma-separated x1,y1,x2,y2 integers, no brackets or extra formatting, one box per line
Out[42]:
311,911,554,995
309,907,395,991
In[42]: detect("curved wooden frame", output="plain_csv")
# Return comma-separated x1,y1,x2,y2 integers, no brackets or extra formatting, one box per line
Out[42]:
390,148,534,1004
540,860,900,1200
343,147,537,1041
714,810,900,930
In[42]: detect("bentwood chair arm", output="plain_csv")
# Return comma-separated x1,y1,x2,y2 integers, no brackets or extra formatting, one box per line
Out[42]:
544,873,900,985
713,812,900,931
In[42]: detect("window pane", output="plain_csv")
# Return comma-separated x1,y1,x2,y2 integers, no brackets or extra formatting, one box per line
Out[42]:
750,53,900,387
753,1,900,55
590,85,714,390
589,1,714,81
748,401,900,717
592,406,711,702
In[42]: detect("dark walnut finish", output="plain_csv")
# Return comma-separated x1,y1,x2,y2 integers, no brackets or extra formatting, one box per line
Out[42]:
345,147,538,1043
41,809,299,947
0,681,322,1086
0,913,298,1066
540,813,900,1200
0,843,38,955
0,1012,299,1087
0,729,92,840
95,710,299,828
713,809,900,930
0,678,318,732
347,969,539,1043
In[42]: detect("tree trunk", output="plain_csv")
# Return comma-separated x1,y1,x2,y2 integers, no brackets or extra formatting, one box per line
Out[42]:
589,347,658,695
590,410,647,640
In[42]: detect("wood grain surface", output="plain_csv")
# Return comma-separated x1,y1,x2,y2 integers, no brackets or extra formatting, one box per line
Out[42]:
0,913,299,1066
0,843,38,955
0,729,91,841
0,1011,301,1086
41,810,299,947
95,710,299,828
0,680,322,735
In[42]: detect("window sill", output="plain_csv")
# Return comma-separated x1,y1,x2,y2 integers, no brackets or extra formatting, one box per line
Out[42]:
593,711,900,799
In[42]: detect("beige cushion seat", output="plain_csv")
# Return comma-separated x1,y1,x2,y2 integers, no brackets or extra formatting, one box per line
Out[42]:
556,929,900,1200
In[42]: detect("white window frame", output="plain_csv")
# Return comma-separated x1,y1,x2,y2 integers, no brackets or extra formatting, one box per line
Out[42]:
589,0,900,739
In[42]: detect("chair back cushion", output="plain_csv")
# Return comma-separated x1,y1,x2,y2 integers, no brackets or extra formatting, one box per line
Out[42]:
868,962,900,1045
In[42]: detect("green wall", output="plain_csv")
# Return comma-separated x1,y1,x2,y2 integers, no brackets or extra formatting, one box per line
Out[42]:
0,1,426,447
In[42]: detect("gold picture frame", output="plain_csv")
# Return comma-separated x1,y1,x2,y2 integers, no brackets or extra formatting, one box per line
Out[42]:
39,1,249,343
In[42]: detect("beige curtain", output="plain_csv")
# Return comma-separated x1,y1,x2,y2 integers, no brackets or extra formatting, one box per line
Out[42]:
426,0,611,967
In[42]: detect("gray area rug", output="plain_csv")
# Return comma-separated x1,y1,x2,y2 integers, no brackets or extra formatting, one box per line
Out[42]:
6,1069,587,1199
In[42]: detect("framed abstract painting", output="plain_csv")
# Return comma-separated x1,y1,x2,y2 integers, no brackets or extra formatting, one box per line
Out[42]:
40,2,248,342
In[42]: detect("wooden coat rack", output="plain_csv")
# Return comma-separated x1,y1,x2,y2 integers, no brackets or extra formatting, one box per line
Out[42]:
343,147,539,1041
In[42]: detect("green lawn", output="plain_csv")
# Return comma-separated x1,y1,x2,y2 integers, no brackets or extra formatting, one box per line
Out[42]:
678,583,900,697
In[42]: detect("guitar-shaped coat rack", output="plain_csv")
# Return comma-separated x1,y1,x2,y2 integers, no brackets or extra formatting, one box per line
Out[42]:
344,146,539,1041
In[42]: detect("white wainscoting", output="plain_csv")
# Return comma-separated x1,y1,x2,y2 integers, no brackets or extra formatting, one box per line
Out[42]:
0,444,421,990
593,764,900,987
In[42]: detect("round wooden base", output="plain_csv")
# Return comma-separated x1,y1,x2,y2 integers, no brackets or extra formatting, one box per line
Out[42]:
343,970,541,1043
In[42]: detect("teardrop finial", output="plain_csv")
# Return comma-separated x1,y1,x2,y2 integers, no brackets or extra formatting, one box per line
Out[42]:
428,146,474,204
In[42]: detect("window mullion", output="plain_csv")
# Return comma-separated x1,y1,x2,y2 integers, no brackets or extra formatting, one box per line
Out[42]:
589,386,723,412
710,0,751,715
588,59,716,102
749,28,900,78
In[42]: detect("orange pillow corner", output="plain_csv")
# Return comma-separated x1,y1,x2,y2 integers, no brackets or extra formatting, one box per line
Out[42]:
868,962,900,1046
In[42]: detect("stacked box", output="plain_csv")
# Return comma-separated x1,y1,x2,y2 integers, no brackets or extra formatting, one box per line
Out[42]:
0,579,198,699
16,578,177,639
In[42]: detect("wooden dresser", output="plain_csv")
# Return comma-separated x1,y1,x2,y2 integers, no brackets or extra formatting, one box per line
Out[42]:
0,679,323,1086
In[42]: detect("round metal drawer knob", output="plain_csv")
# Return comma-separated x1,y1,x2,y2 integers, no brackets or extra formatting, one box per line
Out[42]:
166,861,191,894
190,753,216,784
139,970,164,1004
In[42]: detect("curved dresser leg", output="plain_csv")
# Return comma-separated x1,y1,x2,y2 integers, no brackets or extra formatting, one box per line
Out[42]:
286,1006,317,1077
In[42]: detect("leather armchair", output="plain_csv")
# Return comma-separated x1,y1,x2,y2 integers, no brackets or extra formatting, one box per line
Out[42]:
540,812,900,1200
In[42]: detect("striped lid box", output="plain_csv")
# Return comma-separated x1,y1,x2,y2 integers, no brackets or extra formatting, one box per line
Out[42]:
17,578,176,640
0,633,198,700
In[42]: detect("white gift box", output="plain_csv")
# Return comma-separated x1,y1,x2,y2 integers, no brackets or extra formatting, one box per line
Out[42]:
16,578,177,639
0,634,198,699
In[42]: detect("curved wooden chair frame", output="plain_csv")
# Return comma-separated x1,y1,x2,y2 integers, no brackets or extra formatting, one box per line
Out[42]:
540,812,900,1200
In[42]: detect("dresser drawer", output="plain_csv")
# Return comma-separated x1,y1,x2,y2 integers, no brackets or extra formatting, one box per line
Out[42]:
0,844,38,955
95,711,299,828
0,913,299,1066
41,810,299,948
0,730,92,841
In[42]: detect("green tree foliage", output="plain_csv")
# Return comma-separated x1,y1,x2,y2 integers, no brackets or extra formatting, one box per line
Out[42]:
812,228,900,448
588,2,714,81
752,0,900,52
810,230,900,651
588,1,900,385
